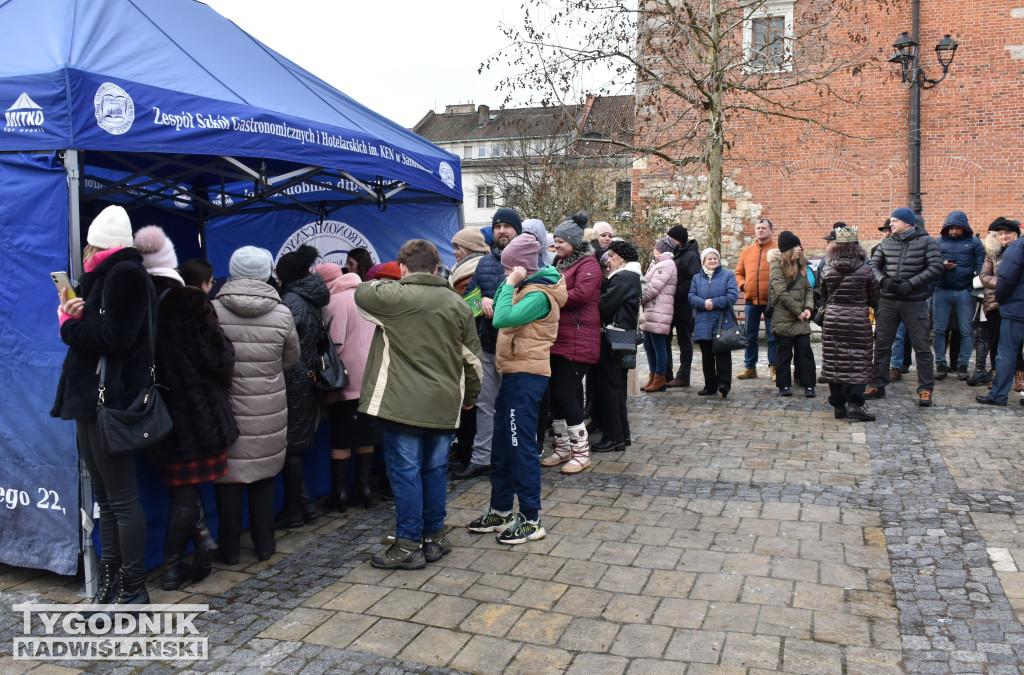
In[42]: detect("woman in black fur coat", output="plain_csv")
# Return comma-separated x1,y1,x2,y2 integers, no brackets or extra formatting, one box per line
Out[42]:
52,205,154,606
134,227,238,590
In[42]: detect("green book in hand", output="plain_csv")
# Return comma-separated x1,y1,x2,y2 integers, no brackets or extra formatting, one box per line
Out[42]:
463,286,483,317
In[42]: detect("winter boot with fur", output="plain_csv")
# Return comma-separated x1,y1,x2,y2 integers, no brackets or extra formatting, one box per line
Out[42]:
561,423,591,474
541,419,571,467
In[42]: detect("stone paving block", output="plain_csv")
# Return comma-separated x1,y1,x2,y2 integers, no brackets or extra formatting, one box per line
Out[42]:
597,564,652,594
753,535,801,557
651,597,709,629
591,541,644,566
418,567,481,596
449,634,521,675
409,594,477,629
257,607,334,641
322,583,392,613
564,652,629,675
506,578,569,610
663,626,725,663
670,531,718,553
365,588,435,620
506,608,573,646
396,626,470,668
702,601,760,632
755,605,812,639
847,589,899,619
459,602,525,637
643,569,697,599
552,586,614,619
760,501,802,521
740,575,794,606
819,561,868,589
602,594,661,623
552,558,610,589
505,644,573,674
467,549,520,575
689,572,743,601
508,552,566,580
548,535,602,560
719,633,781,670
632,544,683,570
609,623,674,658
304,610,377,649
556,616,620,652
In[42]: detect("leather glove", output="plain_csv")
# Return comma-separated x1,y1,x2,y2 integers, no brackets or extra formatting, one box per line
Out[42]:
896,280,913,298
881,278,898,293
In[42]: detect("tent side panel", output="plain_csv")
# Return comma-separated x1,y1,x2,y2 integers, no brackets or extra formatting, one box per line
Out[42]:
0,152,80,576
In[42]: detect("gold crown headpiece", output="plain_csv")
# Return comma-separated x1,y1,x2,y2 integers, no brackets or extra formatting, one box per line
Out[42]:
834,226,859,243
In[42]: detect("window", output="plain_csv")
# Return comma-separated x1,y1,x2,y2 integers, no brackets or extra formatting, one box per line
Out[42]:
477,185,495,209
615,181,632,209
744,1,793,71
464,145,473,160
478,146,488,158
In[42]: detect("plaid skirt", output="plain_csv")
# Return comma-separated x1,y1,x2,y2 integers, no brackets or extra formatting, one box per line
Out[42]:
156,452,228,487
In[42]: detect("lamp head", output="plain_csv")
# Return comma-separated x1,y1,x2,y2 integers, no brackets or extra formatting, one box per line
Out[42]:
935,34,958,68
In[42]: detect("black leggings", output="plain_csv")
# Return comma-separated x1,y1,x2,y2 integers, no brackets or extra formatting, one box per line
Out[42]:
549,355,591,426
77,418,146,575
697,339,732,393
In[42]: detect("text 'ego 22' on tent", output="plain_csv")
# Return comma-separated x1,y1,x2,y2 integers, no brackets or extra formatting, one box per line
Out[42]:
0,0,462,578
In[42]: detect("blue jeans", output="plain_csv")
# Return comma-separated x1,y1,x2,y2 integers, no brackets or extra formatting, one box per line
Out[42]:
932,288,974,368
743,304,776,369
643,331,670,376
490,372,548,522
989,316,1024,404
382,425,453,540
889,322,907,369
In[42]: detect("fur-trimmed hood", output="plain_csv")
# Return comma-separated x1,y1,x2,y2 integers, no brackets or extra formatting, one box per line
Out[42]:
985,231,1015,259
555,241,596,272
767,248,782,263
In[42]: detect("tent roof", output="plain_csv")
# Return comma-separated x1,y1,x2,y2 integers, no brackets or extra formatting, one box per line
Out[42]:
0,0,461,204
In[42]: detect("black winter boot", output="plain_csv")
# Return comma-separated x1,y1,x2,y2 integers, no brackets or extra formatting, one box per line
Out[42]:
846,404,876,422
967,338,992,386
274,461,305,529
325,457,349,513
91,559,120,605
113,569,150,606
161,504,198,591
299,480,321,523
192,498,218,582
355,452,374,508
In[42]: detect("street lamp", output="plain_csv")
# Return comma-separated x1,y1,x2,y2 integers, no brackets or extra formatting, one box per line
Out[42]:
888,26,958,215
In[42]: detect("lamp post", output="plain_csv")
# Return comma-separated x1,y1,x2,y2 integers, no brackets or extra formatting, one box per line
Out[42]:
888,6,958,216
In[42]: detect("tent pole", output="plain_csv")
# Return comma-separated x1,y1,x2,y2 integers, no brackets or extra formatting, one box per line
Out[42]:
64,149,98,598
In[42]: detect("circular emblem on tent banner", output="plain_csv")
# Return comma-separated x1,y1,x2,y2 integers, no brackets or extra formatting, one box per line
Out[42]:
277,220,379,269
94,83,135,135
439,162,456,189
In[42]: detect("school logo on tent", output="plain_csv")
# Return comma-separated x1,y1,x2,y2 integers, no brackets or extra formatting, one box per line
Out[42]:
4,93,44,133
94,83,135,135
439,162,455,189
277,220,379,269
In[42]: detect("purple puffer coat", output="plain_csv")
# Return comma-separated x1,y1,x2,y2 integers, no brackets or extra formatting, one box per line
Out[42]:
552,244,602,364
640,252,677,335
820,251,879,385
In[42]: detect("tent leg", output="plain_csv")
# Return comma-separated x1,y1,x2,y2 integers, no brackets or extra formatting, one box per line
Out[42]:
80,458,98,599
63,150,83,280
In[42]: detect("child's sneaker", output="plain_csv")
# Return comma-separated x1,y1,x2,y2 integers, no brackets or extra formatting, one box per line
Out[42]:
496,514,546,545
467,508,515,533
370,537,426,570
422,526,452,562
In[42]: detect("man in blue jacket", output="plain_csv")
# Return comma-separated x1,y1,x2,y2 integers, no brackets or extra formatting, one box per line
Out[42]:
933,211,985,380
977,237,1024,406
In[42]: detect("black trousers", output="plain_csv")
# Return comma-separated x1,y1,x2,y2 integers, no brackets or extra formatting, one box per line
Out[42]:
666,317,694,381
593,342,630,442
828,383,866,407
697,339,732,393
77,418,147,575
549,355,591,426
873,298,934,392
775,334,816,389
214,478,275,560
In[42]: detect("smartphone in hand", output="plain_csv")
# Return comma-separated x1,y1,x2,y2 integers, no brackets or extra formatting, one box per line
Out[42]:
50,271,76,299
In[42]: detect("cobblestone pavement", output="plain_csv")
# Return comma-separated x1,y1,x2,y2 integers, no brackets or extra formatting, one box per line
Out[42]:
3,344,1024,674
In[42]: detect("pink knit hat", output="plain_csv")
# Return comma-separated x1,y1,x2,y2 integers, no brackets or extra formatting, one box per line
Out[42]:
314,262,343,283
500,233,541,273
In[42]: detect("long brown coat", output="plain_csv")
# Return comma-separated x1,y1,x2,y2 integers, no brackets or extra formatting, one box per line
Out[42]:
820,252,879,385
980,231,1014,315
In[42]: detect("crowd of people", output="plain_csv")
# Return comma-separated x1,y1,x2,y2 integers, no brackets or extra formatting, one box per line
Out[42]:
53,203,1024,598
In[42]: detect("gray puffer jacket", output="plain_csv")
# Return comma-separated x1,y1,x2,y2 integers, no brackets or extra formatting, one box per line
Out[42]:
869,226,943,300
280,274,331,454
213,278,300,484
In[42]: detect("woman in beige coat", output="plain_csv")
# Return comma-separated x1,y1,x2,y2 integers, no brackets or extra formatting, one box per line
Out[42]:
212,246,300,564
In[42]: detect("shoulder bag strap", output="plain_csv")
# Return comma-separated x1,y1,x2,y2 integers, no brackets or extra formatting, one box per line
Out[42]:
98,280,161,406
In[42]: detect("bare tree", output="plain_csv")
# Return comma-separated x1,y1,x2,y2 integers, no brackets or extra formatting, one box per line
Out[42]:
485,0,894,249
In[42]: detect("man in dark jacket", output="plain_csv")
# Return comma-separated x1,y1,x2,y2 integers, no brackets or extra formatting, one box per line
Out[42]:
977,237,1024,406
665,225,701,386
457,207,522,479
866,207,944,406
932,211,985,380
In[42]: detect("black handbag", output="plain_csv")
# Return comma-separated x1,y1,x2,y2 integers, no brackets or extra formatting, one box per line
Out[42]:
712,306,748,354
813,273,848,327
96,286,173,456
605,291,643,353
311,314,349,392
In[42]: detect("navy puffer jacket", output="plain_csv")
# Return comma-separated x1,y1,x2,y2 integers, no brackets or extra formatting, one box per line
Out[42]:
467,249,506,354
995,238,1024,322
936,221,985,290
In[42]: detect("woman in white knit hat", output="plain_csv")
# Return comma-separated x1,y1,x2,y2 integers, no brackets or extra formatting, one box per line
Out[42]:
52,204,155,606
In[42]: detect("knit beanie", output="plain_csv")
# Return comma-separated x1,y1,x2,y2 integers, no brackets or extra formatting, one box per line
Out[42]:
655,236,676,254
229,246,274,282
133,225,178,270
365,263,385,280
451,228,490,254
667,225,688,243
314,262,344,283
553,219,585,248
593,221,614,237
501,233,542,273
276,244,319,285
377,261,402,280
701,248,721,265
890,207,917,227
480,226,494,246
492,207,523,235
777,231,801,253
87,205,134,249
608,239,639,263
988,217,1022,236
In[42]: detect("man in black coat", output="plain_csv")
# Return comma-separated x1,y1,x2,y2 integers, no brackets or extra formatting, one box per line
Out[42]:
664,226,701,386
866,207,944,406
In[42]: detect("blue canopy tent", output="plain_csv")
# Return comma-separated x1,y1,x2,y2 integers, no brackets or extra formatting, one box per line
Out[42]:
0,0,462,585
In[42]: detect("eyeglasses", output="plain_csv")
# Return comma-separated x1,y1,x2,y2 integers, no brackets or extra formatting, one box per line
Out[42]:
757,219,772,227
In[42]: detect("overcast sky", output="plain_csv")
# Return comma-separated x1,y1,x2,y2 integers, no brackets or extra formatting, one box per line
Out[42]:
202,0,520,128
